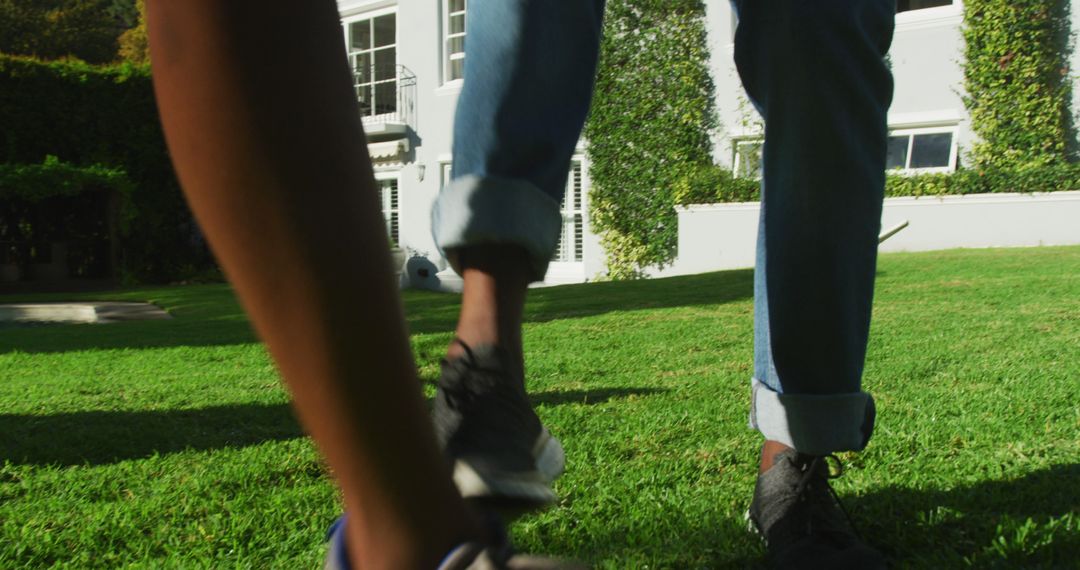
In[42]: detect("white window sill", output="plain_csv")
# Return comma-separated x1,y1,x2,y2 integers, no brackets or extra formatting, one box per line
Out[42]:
435,81,464,96
895,5,963,31
889,166,955,176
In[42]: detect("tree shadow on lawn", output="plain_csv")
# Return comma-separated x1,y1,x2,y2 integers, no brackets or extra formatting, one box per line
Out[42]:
0,403,303,467
848,463,1080,567
572,464,1078,568
0,317,259,355
404,269,755,335
0,269,753,355
0,387,664,467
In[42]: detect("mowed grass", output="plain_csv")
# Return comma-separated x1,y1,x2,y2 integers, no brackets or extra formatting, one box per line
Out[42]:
1,246,1078,568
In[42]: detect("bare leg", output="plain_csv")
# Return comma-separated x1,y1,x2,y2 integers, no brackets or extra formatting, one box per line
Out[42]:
146,1,480,567
448,245,532,381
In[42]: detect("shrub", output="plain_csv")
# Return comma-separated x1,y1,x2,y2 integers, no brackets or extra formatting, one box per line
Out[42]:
0,53,213,283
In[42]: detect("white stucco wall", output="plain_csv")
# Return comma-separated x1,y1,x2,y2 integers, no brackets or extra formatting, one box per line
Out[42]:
703,1,976,167
668,191,1080,275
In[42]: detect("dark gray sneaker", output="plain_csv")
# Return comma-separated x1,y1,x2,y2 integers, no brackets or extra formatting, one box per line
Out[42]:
748,449,886,569
432,341,565,508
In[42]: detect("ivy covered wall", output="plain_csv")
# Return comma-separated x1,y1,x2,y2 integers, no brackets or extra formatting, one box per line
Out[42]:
962,0,1076,168
584,0,717,279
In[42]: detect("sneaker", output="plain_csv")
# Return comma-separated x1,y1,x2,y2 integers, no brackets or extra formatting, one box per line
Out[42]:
324,514,585,570
432,340,565,508
748,449,885,569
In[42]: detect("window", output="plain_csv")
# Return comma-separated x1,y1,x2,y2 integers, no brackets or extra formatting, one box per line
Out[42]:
554,161,584,263
896,0,952,13
886,128,956,172
444,0,467,83
732,139,763,179
378,177,399,245
345,11,397,118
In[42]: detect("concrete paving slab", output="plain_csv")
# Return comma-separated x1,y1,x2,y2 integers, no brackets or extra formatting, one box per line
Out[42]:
0,302,171,324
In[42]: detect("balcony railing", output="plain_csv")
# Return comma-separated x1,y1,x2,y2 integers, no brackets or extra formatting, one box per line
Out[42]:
351,63,416,130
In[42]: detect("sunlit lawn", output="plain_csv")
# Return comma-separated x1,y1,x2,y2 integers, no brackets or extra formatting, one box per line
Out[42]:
2,246,1078,568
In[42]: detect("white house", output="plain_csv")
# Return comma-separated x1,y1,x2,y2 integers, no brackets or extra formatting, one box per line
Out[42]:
335,0,603,286
336,0,1080,284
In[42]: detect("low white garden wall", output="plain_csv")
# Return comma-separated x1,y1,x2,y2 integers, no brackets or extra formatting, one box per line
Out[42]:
667,190,1080,275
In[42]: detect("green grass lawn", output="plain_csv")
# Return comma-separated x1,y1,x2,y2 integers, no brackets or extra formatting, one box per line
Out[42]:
2,246,1078,568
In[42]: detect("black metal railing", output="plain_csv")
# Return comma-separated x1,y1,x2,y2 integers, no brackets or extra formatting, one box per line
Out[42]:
351,63,416,128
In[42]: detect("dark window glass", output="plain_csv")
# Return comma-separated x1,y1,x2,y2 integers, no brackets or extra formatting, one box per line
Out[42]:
373,15,395,48
896,0,952,13
886,136,909,169
909,133,952,168
350,21,370,51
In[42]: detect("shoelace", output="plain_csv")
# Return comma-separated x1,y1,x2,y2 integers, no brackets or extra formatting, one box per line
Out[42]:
793,454,862,541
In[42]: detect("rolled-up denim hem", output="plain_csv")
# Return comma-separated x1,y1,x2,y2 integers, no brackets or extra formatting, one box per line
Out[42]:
431,174,562,281
748,378,876,455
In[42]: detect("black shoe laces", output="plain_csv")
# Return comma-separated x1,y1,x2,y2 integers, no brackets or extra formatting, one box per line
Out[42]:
793,454,862,542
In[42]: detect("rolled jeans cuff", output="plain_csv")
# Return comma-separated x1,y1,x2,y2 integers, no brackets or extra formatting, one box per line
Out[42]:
431,174,563,281
748,378,876,456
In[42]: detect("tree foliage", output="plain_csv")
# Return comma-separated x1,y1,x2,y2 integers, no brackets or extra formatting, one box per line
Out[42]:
117,0,149,65
962,0,1075,168
0,0,137,64
584,0,717,279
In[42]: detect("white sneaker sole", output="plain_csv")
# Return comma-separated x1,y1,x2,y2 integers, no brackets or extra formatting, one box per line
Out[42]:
452,429,565,505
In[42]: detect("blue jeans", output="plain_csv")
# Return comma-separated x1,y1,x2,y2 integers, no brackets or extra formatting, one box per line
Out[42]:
431,0,895,455
431,0,607,280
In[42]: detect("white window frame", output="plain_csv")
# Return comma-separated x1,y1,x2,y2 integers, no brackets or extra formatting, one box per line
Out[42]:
442,0,467,86
895,0,962,30
553,159,585,263
886,125,959,174
342,6,398,119
374,171,400,245
731,137,764,180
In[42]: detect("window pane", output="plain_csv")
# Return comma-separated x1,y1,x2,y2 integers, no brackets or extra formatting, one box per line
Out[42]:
885,136,909,169
449,13,465,35
896,0,952,13
373,15,395,48
449,58,465,81
374,48,396,80
349,20,371,51
449,0,465,13
352,52,371,84
909,133,952,168
448,35,465,56
374,82,397,114
357,85,371,109
735,142,762,178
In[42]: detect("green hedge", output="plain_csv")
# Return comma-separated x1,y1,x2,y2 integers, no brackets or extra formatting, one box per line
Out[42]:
673,162,1080,206
0,53,212,283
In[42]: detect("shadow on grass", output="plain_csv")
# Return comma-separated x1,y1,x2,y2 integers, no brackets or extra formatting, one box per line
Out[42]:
1,388,666,467
848,463,1080,567
529,387,668,407
570,465,1078,568
0,318,259,356
0,403,302,467
0,269,753,354
403,269,755,335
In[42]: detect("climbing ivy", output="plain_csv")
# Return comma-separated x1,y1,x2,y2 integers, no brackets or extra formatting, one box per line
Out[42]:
962,0,1075,168
584,0,717,279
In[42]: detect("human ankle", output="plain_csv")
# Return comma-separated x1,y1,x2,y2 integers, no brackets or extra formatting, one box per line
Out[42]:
759,440,795,475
